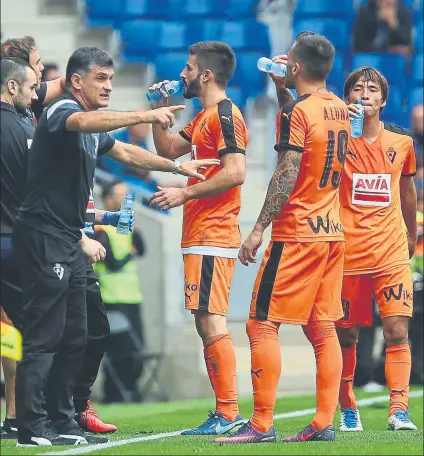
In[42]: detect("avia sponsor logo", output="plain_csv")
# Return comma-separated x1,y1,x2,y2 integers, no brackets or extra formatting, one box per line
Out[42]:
383,283,413,302
352,173,392,207
307,211,343,235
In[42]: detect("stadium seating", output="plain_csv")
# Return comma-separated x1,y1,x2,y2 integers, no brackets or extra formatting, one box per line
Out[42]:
184,0,226,19
350,53,407,87
381,85,404,125
409,87,424,110
293,0,355,21
119,20,162,62
231,52,267,97
154,52,187,81
219,20,270,53
292,18,351,52
354,0,416,8
414,20,423,52
412,54,424,87
123,0,172,19
327,53,346,89
84,0,122,27
226,0,258,18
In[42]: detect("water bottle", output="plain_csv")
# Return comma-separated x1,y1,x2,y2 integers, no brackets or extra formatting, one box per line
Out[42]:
146,80,184,104
350,100,365,138
116,193,134,235
257,57,286,77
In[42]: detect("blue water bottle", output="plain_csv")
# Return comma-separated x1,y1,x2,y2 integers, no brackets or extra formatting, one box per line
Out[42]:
257,57,286,77
116,193,134,235
146,80,184,104
351,100,365,138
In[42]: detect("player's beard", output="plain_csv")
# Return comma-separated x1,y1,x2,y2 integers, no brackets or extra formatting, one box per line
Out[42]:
183,75,201,99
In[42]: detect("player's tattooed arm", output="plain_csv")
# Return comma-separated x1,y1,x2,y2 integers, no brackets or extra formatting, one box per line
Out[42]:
276,87,294,108
255,150,302,232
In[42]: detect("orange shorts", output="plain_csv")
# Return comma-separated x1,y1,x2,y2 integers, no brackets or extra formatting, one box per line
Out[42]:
183,254,236,316
250,241,345,325
336,264,413,328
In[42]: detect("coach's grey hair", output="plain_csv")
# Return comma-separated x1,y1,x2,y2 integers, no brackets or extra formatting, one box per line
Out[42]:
65,47,114,88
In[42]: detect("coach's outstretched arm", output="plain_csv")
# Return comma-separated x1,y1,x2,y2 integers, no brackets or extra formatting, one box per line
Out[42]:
65,105,185,133
106,140,219,181
400,175,418,258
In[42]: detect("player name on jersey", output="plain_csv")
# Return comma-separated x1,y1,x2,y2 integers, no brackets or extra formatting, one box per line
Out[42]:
352,173,392,207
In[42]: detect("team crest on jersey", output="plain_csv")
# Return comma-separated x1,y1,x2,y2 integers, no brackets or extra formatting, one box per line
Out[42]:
386,147,397,163
352,173,392,207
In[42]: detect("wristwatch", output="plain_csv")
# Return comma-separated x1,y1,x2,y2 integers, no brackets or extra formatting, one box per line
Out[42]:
173,159,181,175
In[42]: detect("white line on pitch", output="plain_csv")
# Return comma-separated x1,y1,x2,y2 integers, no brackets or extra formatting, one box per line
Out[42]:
45,390,423,456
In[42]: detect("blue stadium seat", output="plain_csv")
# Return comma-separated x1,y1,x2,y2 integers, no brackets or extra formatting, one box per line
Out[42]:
158,22,187,52
84,0,123,27
226,0,258,18
219,20,270,53
154,53,187,80
293,0,355,21
382,85,404,120
119,21,161,62
350,53,406,86
292,18,351,51
414,20,423,52
412,54,424,86
327,54,345,89
231,52,267,97
409,87,423,110
184,0,226,18
124,0,171,19
327,84,343,98
185,20,224,45
226,86,245,108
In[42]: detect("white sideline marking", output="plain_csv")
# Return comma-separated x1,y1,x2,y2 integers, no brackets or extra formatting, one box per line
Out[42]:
45,390,423,456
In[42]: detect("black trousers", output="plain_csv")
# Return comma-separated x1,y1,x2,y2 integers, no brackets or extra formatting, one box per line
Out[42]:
73,265,110,413
12,223,87,436
103,303,144,403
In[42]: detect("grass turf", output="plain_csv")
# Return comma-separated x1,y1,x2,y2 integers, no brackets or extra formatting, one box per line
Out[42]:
1,387,422,455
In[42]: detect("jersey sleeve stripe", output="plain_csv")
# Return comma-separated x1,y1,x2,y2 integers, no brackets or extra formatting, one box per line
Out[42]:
275,94,310,152
217,99,239,151
46,99,78,119
401,172,416,177
179,130,191,143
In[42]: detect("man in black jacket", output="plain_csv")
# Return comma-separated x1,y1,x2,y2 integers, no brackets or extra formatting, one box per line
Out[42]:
353,0,412,55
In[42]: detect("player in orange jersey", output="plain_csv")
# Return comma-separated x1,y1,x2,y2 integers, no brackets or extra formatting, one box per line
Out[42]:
149,41,248,435
215,32,350,445
336,67,418,432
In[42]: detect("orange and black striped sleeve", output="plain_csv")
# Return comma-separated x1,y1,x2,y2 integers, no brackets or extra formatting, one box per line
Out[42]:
274,96,309,153
179,114,199,143
214,99,248,157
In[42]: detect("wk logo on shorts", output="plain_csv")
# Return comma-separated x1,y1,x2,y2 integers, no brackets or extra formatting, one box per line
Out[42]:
383,283,413,302
307,211,343,235
53,263,64,280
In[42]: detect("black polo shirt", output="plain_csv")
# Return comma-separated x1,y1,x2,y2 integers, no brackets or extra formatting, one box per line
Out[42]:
1,101,35,236
17,93,115,244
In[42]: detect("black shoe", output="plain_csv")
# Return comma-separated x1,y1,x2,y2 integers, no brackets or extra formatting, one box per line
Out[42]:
1,418,18,439
53,420,108,444
17,423,86,447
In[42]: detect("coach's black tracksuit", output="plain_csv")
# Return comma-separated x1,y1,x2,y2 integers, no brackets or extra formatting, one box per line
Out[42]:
12,93,115,437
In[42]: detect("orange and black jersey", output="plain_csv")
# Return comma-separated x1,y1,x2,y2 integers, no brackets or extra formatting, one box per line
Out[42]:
272,91,351,242
179,99,248,254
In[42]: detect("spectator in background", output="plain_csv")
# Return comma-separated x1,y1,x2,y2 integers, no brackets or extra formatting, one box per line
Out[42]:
41,63,60,82
94,181,146,403
353,0,412,55
411,104,423,158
